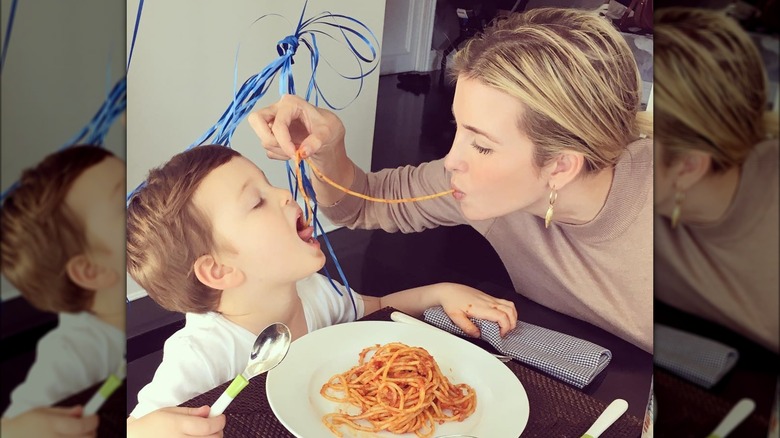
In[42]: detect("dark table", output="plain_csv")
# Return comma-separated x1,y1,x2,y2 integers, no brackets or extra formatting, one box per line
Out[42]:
182,299,652,437
653,300,778,437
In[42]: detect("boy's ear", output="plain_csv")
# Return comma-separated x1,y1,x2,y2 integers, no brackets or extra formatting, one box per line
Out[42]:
193,254,244,290
65,254,119,291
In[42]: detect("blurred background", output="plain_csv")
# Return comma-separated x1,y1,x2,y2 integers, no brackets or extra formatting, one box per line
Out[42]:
0,0,126,418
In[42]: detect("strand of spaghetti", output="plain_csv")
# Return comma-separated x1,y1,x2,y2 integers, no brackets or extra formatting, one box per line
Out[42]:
304,157,454,204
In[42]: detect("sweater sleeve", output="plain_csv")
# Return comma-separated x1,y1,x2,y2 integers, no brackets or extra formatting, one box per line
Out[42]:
319,158,468,233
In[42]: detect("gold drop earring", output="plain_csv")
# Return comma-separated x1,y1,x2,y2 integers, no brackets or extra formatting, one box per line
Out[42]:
671,190,685,229
545,186,557,229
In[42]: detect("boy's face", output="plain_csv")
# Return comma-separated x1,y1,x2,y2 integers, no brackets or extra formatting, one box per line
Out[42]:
64,156,126,282
193,156,325,286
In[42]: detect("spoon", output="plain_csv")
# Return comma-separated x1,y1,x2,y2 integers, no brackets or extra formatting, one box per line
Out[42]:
209,322,292,417
707,398,755,438
581,399,629,438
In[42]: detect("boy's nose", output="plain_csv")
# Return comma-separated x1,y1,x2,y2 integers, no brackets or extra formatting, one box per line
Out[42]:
279,187,293,205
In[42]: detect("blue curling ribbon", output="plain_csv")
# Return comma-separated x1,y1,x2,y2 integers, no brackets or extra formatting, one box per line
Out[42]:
1,0,18,73
127,0,144,72
126,0,376,314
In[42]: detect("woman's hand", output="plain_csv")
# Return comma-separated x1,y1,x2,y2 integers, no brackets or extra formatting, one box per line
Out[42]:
248,94,345,163
435,283,518,337
248,94,355,206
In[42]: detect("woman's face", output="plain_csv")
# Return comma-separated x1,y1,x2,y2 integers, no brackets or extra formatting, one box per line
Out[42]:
444,77,549,221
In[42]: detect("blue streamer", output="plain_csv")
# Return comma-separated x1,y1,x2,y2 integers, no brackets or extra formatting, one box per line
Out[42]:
0,0,18,73
127,0,144,72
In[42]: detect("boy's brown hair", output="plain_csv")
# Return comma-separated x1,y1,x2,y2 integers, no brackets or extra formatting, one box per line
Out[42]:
1,145,114,313
126,145,240,313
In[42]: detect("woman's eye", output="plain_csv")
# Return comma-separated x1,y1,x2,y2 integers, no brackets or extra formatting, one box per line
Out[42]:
472,142,493,155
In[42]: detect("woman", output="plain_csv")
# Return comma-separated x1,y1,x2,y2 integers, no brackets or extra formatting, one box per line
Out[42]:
249,8,654,352
654,7,779,353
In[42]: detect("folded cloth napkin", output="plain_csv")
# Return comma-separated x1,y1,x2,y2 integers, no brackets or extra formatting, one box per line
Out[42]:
422,306,612,388
654,324,739,389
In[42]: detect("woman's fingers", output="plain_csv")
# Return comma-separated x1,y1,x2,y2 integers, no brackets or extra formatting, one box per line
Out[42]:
447,310,481,337
453,298,518,337
495,299,518,330
248,110,290,159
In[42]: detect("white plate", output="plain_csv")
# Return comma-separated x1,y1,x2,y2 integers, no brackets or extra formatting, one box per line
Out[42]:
266,320,529,438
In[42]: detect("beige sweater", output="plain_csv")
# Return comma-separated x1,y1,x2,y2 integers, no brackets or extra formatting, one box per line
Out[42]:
654,139,779,353
322,139,654,352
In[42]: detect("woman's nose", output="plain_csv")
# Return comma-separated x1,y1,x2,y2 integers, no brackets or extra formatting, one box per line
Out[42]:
444,143,466,173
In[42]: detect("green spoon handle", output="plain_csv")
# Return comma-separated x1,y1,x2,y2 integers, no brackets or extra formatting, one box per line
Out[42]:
208,374,249,417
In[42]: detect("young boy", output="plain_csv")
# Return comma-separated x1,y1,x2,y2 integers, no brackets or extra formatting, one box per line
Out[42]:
126,145,517,424
0,145,126,436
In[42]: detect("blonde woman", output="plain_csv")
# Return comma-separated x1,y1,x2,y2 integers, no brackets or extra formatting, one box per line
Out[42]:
250,8,654,352
654,7,779,353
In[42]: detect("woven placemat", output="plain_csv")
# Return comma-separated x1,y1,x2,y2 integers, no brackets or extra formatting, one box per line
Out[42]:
56,381,127,438
654,368,770,437
182,377,292,438
181,308,643,437
506,361,642,437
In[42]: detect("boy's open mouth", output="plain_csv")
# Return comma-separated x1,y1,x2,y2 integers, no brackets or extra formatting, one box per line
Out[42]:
295,210,315,243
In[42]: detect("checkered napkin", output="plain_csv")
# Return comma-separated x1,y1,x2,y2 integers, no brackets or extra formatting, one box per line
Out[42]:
654,324,739,389
422,306,612,388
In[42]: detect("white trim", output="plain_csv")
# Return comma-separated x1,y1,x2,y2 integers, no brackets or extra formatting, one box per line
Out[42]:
127,288,148,302
646,84,653,112
413,0,436,72
1,275,21,302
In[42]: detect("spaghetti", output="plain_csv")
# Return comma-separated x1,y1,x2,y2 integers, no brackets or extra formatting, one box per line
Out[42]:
294,150,454,227
320,342,477,438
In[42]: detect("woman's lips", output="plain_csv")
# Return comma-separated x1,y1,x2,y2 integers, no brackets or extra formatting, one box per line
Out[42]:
451,183,465,201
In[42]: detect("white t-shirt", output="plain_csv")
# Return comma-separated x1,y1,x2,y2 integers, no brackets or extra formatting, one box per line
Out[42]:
129,273,364,419
2,312,125,419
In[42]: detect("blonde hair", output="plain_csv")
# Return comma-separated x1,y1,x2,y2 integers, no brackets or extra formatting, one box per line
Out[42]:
451,8,651,173
655,7,779,172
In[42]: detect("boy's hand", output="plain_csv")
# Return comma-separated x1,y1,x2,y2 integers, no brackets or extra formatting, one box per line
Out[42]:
437,284,518,337
127,405,225,438
0,405,98,437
